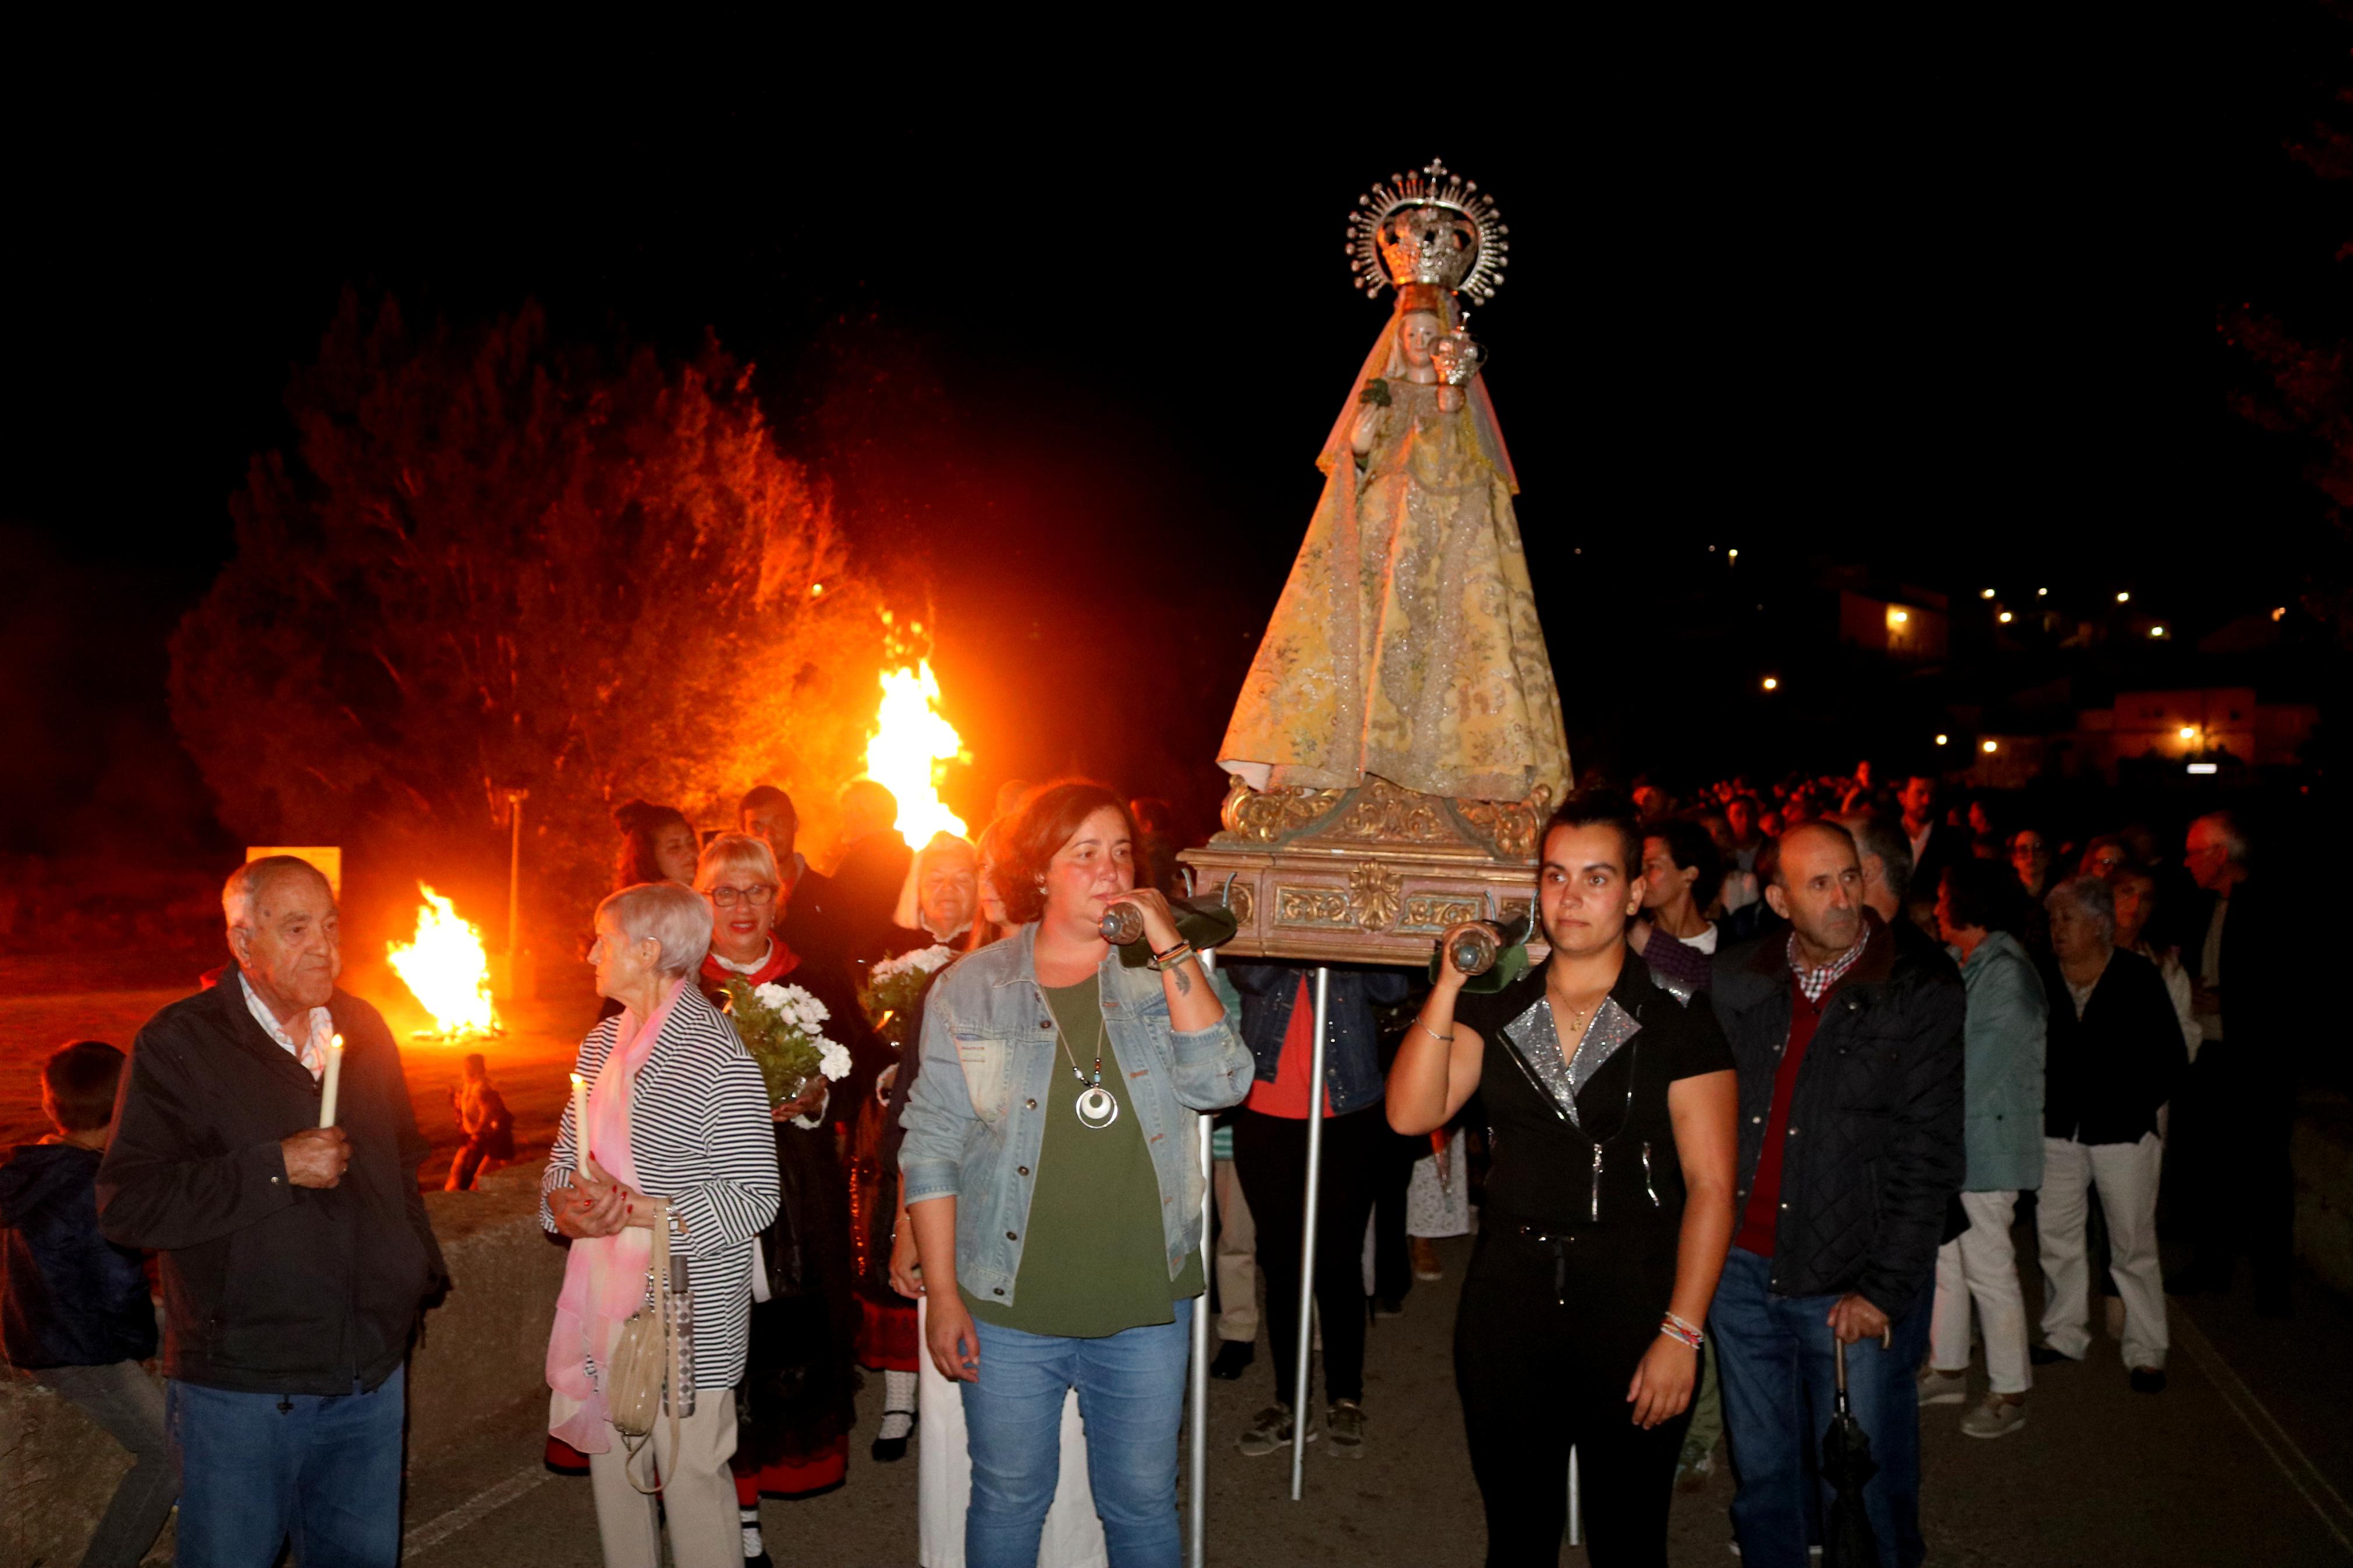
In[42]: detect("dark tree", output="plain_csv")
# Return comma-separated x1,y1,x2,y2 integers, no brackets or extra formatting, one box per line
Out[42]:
172,294,885,949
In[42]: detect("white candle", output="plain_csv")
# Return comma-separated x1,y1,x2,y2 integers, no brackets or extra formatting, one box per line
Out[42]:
570,1072,596,1178
318,1034,346,1128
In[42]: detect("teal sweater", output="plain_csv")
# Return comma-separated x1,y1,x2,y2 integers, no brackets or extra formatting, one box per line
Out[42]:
1955,931,2047,1192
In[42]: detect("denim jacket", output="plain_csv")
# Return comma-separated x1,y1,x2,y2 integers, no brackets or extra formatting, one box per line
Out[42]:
1223,962,1411,1116
899,924,1252,1309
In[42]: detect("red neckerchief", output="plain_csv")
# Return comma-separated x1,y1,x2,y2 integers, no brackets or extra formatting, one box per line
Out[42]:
701,939,800,990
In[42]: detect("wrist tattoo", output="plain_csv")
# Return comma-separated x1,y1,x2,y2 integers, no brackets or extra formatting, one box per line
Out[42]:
1171,963,1194,996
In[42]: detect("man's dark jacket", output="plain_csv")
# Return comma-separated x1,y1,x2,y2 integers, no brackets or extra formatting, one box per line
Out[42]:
1709,916,1965,1318
97,975,447,1394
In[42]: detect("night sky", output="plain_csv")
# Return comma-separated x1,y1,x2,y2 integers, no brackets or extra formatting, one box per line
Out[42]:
6,26,2349,858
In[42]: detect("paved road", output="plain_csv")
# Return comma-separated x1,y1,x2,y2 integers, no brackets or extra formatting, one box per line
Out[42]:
396,1228,2353,1567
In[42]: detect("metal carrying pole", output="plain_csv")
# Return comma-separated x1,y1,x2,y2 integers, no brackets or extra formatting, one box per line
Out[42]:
1188,950,1218,1568
1291,965,1332,1502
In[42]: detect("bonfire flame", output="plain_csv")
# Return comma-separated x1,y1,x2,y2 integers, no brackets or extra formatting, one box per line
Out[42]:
865,660,969,847
388,884,499,1037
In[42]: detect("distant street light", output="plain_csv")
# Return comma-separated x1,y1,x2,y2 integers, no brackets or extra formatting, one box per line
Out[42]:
2149,625,2168,638
1980,588,1996,599
1935,734,1949,746
1998,611,2014,624
2116,591,2131,603
1981,739,1999,754
1762,676,1779,691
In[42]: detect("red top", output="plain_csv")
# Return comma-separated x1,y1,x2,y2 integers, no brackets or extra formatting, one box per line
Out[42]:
1246,977,1332,1119
700,939,801,991
1733,975,1833,1257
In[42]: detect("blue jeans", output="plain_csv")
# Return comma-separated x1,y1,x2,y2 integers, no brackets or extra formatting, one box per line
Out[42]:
1711,1250,1930,1568
962,1300,1191,1568
168,1364,406,1568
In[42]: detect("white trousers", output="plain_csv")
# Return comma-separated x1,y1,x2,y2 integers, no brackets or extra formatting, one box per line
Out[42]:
2036,1133,2168,1370
587,1396,740,1568
1212,1157,1259,1342
1931,1189,2031,1395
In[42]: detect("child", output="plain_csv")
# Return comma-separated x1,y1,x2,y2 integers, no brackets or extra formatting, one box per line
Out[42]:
443,1051,515,1191
0,1040,178,1568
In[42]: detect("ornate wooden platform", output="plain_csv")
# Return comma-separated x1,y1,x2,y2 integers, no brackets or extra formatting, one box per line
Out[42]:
1179,777,1552,967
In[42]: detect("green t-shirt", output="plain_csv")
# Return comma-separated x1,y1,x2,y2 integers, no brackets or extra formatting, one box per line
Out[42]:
965,975,1205,1338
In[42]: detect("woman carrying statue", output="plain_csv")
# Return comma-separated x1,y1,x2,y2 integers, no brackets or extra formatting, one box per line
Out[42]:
901,783,1254,1568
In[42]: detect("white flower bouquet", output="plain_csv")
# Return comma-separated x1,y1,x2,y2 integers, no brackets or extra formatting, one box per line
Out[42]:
723,978,854,1106
860,943,956,1047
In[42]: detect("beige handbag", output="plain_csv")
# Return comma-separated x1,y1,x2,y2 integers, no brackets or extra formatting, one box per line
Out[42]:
602,1199,688,1494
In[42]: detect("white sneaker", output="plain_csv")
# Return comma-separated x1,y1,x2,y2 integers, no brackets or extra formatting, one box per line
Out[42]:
1961,1394,2028,1439
1917,1366,1969,1407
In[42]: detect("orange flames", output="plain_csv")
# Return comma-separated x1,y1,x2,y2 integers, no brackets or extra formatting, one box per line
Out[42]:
865,659,969,847
387,884,499,1037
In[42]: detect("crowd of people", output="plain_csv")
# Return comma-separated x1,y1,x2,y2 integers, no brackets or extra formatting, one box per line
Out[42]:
0,759,2309,1568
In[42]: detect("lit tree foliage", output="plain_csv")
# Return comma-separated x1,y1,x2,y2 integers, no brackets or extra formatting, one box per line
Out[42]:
172,294,883,945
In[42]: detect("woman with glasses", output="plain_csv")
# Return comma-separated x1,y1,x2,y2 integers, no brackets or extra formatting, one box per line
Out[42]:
694,833,876,1564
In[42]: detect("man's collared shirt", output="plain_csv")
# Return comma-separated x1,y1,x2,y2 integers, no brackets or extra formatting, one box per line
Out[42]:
1789,925,1872,1003
238,971,332,1079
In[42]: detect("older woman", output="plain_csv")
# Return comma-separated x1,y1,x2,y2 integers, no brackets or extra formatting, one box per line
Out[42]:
692,834,865,1556
1921,861,2046,1438
881,832,983,958
2032,876,2187,1394
542,882,780,1568
902,783,1252,1568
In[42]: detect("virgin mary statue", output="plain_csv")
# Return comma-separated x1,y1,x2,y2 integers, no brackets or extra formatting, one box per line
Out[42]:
1218,162,1570,808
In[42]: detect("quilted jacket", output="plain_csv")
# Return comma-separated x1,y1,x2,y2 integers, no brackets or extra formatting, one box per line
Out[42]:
1709,915,1965,1320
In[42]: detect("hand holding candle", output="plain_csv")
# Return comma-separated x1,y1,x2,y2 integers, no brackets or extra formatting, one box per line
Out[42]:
569,1072,601,1182
318,1034,346,1128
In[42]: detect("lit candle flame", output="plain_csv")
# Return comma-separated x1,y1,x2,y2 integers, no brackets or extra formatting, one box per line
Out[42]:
387,885,498,1036
864,660,970,847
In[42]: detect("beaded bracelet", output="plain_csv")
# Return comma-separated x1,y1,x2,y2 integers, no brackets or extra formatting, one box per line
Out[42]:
1659,1312,1704,1350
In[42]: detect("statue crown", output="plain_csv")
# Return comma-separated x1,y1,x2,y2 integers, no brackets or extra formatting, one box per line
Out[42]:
1346,158,1508,305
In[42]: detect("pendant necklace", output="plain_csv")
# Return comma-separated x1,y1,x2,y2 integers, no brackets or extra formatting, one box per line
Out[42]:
1051,1008,1119,1130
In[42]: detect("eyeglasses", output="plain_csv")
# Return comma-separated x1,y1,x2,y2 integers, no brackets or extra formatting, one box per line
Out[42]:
708,884,776,907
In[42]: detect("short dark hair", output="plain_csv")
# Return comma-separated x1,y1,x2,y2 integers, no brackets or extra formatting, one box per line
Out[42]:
999,781,1140,927
42,1040,125,1133
1838,813,1914,903
1646,818,1724,911
1940,859,2024,933
738,785,796,833
1542,790,1643,886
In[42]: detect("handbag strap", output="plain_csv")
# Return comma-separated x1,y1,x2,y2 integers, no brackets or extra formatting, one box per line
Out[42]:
624,1198,687,1496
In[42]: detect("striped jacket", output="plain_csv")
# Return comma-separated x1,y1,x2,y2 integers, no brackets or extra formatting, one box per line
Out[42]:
540,983,779,1389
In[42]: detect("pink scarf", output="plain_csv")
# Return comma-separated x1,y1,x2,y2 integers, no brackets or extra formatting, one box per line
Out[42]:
545,976,687,1450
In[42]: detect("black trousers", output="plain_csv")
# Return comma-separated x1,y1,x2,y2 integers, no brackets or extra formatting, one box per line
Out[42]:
1231,1105,1381,1405
1370,1122,1422,1303
1456,1225,1688,1568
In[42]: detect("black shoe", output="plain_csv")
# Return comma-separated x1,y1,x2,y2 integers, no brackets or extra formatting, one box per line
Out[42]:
1372,1293,1407,1318
2165,1264,2229,1297
2130,1367,2167,1395
747,1553,774,1568
1210,1340,1255,1380
870,1411,916,1463
2028,1344,2078,1367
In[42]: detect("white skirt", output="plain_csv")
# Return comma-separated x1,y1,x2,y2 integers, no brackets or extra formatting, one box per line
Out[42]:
917,1296,1109,1568
1407,1129,1472,1238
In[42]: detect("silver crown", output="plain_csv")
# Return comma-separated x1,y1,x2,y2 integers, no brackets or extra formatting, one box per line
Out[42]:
1345,158,1508,303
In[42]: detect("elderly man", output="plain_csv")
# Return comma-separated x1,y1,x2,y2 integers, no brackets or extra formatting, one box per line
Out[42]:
1833,811,1917,930
100,856,445,1568
1708,822,1965,1568
2167,811,2298,1314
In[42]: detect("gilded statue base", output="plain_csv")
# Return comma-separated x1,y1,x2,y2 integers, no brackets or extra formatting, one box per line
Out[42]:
1178,777,1552,967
